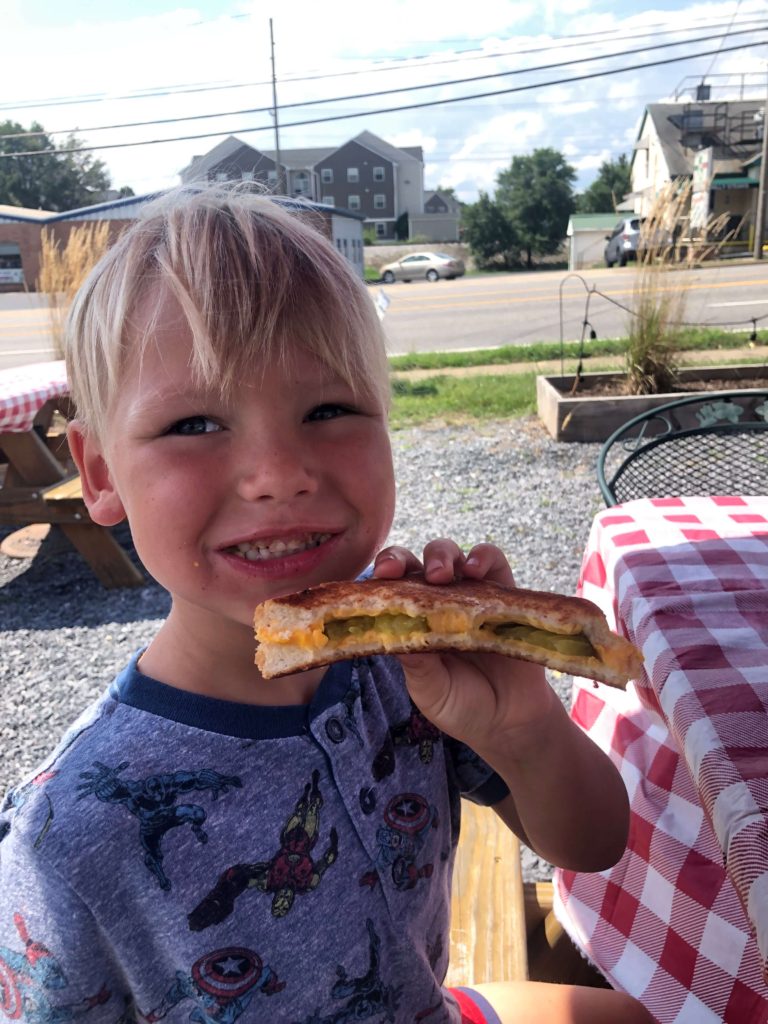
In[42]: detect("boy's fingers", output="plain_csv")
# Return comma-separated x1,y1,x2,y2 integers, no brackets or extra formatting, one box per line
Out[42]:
373,546,423,578
421,539,466,582
463,543,516,587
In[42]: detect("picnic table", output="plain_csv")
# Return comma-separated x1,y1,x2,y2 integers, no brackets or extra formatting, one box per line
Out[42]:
554,495,768,1022
0,360,142,588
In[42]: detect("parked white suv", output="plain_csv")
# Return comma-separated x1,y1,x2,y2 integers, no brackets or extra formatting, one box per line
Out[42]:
604,217,643,267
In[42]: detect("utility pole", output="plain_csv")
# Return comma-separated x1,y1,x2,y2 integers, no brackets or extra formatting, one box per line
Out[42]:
269,18,283,195
753,70,768,260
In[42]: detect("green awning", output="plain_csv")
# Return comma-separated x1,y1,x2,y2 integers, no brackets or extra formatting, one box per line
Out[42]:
710,175,757,190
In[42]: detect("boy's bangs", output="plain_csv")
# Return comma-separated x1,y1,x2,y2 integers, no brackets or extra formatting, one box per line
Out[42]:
140,192,389,408
66,187,390,437
171,238,385,408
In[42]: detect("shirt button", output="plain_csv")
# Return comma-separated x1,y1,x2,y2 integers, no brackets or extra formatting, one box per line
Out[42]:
325,718,345,743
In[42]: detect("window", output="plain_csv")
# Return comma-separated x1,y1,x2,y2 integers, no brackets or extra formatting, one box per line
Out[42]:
321,168,333,184
241,170,254,181
347,167,359,183
267,170,278,185
375,223,387,238
373,194,386,209
0,241,22,284
293,171,310,195
347,194,361,210
215,171,228,181
321,195,335,207
373,166,385,182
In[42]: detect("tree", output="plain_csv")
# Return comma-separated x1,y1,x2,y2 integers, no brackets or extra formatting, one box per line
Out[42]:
576,154,631,214
461,192,520,269
395,211,409,240
0,120,112,211
495,148,576,268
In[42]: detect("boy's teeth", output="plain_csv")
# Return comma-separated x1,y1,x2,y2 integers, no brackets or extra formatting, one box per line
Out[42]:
233,534,330,561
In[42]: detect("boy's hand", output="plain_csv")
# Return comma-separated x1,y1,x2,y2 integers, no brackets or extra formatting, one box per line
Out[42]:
374,539,632,872
372,540,557,761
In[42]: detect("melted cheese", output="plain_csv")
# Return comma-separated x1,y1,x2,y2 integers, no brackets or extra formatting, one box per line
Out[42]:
426,610,474,633
257,626,328,650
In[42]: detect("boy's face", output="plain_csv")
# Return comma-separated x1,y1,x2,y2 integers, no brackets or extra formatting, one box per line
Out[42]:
72,290,396,642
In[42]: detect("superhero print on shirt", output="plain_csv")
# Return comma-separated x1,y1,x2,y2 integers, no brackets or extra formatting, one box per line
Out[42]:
296,918,401,1024
141,946,284,1024
0,912,110,1023
359,793,438,891
0,771,58,849
76,761,242,891
371,702,440,782
188,769,338,930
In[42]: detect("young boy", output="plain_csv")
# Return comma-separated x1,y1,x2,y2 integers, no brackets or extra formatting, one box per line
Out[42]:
0,186,652,1024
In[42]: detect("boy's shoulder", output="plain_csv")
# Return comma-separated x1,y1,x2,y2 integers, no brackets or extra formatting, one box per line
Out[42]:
1,688,119,842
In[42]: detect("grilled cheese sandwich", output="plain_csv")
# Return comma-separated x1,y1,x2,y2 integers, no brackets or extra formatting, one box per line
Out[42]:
254,575,642,688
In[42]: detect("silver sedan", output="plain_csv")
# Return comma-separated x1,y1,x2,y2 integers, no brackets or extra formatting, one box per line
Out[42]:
380,251,465,283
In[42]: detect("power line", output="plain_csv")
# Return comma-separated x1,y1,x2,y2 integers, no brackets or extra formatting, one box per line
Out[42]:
2,12,765,115
5,22,765,141
1,35,764,161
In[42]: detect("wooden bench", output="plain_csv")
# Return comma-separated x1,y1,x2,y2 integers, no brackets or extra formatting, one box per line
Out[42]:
448,801,610,988
41,474,144,589
0,464,144,589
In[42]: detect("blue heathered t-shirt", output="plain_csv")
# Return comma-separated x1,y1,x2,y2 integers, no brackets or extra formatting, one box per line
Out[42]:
0,652,508,1023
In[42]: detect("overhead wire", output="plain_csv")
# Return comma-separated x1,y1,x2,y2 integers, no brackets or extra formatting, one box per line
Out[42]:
2,11,766,113
2,21,766,141
1,33,766,160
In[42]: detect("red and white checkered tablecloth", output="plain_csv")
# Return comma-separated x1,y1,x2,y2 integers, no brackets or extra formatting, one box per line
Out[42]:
0,360,69,432
553,496,768,1023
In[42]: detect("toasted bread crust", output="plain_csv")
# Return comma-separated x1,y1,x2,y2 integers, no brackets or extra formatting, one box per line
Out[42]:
254,574,643,687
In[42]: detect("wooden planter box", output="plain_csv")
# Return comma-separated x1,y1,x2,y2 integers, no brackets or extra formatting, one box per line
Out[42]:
537,365,768,443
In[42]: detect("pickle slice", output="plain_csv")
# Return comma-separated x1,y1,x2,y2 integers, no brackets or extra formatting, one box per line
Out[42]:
490,622,596,658
325,613,428,642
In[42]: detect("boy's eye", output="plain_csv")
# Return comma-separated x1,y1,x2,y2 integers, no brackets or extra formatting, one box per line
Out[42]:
306,403,353,422
166,416,222,435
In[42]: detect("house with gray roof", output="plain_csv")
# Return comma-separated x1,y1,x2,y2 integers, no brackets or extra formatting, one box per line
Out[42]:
629,100,763,249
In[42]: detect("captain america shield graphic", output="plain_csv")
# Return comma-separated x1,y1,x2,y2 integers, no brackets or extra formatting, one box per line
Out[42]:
383,794,431,835
191,948,263,1000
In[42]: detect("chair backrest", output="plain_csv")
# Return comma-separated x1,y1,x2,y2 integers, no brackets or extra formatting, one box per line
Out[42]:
597,390,768,506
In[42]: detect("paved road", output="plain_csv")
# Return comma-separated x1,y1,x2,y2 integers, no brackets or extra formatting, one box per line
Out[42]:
379,260,768,356
0,294,59,369
2,261,767,369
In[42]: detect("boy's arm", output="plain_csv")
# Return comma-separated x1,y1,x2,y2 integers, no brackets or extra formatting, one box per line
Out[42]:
373,539,630,873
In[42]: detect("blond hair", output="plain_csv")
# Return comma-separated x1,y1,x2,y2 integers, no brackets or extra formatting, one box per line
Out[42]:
65,184,390,439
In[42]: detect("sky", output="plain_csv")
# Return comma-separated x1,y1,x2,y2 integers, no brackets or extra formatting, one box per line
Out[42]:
2,0,767,204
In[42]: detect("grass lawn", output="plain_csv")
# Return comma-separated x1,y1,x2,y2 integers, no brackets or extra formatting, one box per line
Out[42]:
387,327,768,428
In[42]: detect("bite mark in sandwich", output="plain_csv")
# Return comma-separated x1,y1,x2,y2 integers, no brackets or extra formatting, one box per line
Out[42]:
254,575,642,688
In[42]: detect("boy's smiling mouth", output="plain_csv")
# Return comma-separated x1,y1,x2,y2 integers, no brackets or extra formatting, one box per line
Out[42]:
228,533,332,562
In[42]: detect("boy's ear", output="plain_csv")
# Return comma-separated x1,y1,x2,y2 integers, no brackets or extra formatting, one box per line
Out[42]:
66,421,127,527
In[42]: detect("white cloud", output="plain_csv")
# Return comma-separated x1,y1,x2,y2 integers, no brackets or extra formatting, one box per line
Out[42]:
574,148,611,172
2,0,766,202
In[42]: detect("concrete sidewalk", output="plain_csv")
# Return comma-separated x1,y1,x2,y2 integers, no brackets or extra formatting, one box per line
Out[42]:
390,347,764,381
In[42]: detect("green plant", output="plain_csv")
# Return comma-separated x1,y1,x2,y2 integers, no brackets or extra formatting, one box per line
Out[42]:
624,278,684,394
622,178,740,395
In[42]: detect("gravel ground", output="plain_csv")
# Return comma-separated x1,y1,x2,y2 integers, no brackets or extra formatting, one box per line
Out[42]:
0,415,604,880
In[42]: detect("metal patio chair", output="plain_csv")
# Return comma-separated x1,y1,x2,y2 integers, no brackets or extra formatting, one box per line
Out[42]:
597,390,768,506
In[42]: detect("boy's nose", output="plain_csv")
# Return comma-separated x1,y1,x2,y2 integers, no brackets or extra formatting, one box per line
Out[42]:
234,442,318,502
